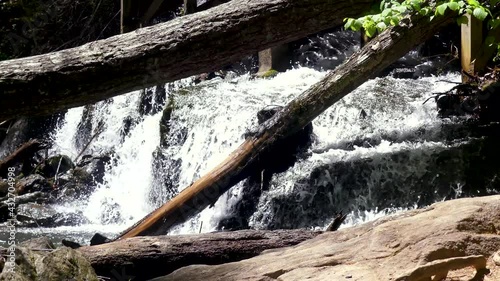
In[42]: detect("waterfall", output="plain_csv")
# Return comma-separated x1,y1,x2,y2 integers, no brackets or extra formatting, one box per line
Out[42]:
40,66,468,244
15,29,495,244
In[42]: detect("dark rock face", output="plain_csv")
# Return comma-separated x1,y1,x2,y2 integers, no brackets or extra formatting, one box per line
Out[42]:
139,84,167,116
149,148,181,208
0,150,111,225
54,155,112,202
159,96,176,147
76,155,112,184
478,81,500,122
150,98,189,208
75,105,95,152
0,180,8,197
0,114,63,159
217,107,314,231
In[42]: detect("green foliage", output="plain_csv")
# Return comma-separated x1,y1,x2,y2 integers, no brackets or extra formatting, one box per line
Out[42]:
344,1,500,38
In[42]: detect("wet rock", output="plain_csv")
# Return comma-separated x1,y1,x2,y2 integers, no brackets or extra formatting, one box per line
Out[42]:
139,84,167,116
75,105,95,151
290,27,359,71
478,81,500,122
159,97,176,147
193,71,227,84
54,155,112,202
254,106,313,175
35,247,98,280
15,174,51,195
0,192,52,222
90,233,111,246
36,155,74,178
10,192,50,205
149,148,181,208
76,154,111,184
61,240,82,249
16,203,86,227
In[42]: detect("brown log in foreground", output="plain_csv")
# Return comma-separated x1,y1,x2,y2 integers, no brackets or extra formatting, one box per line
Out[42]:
79,229,321,281
115,13,455,240
0,0,375,121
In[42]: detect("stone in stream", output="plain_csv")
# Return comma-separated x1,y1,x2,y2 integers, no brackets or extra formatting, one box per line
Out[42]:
36,154,74,178
14,174,51,195
76,154,112,185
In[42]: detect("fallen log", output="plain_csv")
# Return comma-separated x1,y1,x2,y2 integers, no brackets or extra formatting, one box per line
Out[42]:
0,0,375,121
79,229,321,281
115,13,456,239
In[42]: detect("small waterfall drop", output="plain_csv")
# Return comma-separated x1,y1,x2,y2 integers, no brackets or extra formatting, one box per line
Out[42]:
42,67,471,242
23,29,496,244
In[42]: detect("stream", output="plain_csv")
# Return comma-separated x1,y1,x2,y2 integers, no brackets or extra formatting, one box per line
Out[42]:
1,29,499,245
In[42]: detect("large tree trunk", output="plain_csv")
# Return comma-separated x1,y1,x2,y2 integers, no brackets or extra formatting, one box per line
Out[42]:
0,0,375,121
114,13,456,240
78,229,321,281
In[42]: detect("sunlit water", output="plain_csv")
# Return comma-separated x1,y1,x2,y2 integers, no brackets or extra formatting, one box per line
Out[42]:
0,65,469,246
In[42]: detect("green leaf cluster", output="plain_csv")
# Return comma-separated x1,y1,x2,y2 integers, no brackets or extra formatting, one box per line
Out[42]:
344,0,500,37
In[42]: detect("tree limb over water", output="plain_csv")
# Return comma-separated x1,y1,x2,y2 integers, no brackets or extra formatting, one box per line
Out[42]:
115,12,456,239
0,0,375,121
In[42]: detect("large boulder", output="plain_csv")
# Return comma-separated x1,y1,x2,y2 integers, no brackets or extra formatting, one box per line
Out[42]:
35,247,98,281
156,195,500,281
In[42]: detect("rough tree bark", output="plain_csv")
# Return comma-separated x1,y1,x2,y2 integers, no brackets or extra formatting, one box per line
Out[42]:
115,13,456,240
78,230,321,281
0,0,375,121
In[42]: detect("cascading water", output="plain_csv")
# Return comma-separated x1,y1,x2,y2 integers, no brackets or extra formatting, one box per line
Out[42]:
8,29,499,244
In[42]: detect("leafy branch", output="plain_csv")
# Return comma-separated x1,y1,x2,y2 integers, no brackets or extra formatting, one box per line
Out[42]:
344,1,500,38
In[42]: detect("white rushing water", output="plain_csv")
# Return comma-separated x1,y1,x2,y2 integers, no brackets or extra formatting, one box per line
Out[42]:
40,66,464,244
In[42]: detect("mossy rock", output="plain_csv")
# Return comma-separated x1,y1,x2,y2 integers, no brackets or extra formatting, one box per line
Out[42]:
0,245,98,280
35,247,98,280
37,155,74,178
258,69,279,78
